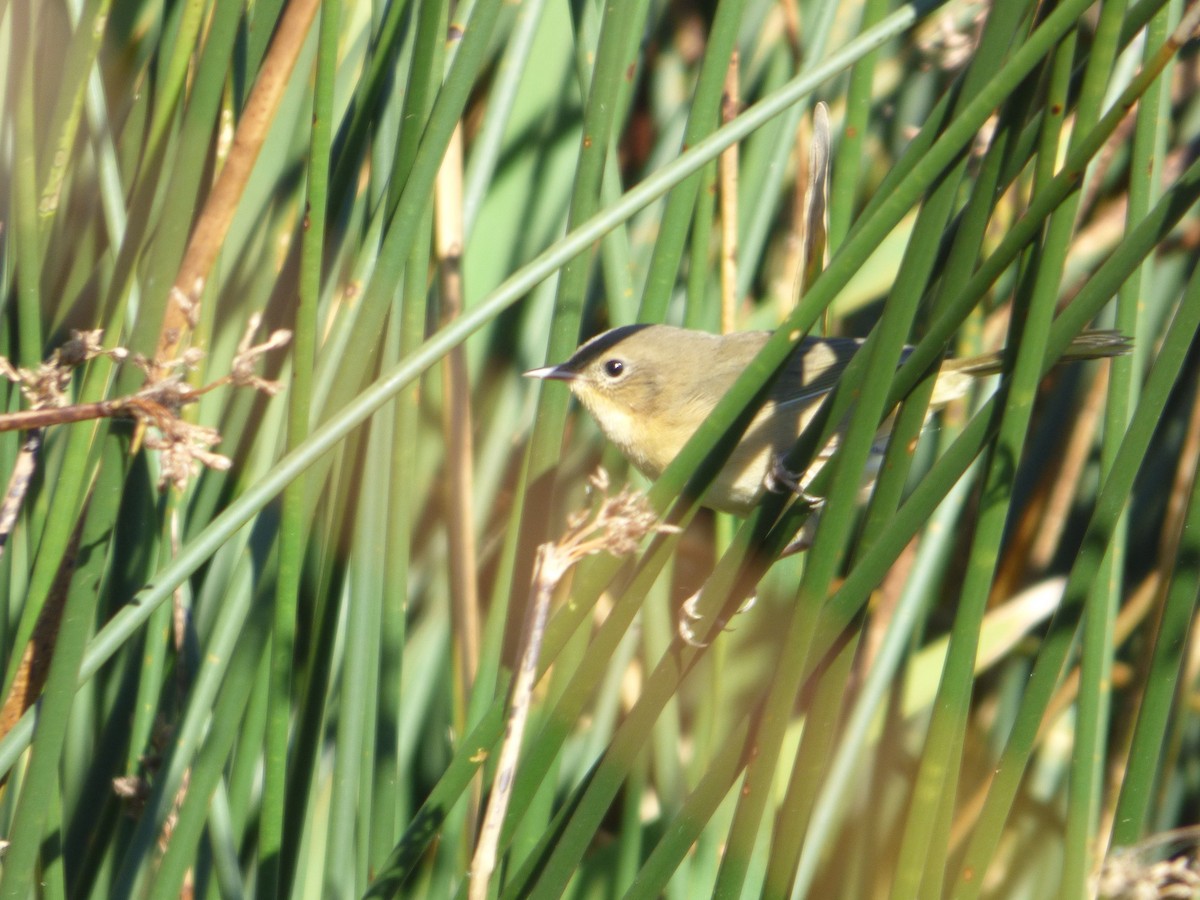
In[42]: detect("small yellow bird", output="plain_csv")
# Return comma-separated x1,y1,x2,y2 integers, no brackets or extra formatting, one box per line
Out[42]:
526,324,1129,515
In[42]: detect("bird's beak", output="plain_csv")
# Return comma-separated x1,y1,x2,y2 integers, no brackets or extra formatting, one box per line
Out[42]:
524,364,576,382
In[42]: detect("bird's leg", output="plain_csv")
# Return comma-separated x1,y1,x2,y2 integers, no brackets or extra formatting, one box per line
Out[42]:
680,456,827,646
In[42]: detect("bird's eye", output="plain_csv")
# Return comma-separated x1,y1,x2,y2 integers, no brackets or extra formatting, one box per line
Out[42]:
603,359,625,378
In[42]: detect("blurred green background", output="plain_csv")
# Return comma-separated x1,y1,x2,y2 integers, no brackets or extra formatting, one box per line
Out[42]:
1,0,1199,897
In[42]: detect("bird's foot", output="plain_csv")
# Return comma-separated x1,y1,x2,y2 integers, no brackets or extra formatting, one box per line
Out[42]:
765,455,825,509
678,590,758,647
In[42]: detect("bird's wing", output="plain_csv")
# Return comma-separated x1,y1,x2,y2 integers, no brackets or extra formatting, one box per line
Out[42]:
767,336,865,410
768,337,921,412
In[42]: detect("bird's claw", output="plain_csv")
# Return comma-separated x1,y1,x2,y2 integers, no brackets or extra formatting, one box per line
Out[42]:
678,591,711,647
780,533,814,556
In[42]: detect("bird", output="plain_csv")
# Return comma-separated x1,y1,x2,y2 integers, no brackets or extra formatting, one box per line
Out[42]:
525,323,1129,516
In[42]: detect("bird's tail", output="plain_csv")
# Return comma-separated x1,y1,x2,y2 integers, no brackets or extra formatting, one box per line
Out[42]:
947,329,1132,377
